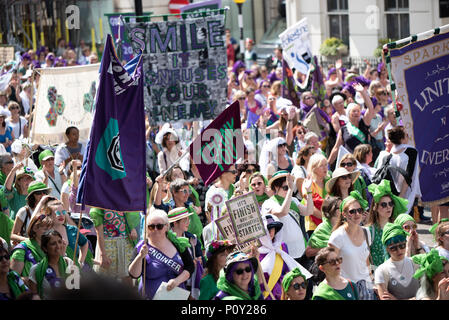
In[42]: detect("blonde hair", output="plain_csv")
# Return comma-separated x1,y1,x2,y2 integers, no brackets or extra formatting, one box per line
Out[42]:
307,153,328,181
147,209,169,226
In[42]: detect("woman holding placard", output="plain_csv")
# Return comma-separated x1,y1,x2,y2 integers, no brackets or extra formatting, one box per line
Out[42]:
128,209,194,300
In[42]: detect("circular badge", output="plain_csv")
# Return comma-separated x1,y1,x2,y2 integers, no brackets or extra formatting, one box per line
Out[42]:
46,268,53,274
210,192,225,207
392,279,398,286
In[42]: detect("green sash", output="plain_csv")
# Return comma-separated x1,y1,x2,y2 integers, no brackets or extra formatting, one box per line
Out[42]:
0,212,14,245
308,217,333,249
186,204,204,248
65,243,94,268
346,122,367,144
35,256,68,298
7,271,28,299
312,282,345,300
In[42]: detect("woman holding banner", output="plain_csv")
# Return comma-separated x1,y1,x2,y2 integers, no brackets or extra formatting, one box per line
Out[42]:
128,209,194,300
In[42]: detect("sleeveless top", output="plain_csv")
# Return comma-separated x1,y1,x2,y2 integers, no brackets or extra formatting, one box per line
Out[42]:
341,119,371,153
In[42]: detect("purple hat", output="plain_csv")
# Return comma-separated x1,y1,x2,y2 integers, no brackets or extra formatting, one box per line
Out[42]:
232,60,246,75
371,96,378,107
377,62,385,74
342,82,356,98
268,70,279,84
21,53,31,60
46,53,55,61
354,75,371,87
326,67,337,80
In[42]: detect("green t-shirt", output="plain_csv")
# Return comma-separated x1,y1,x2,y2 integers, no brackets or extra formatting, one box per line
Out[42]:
199,273,219,300
312,281,359,300
0,186,27,220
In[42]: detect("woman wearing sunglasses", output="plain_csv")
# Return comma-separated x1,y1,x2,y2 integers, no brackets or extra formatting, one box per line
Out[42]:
395,213,429,257
129,209,194,300
374,222,419,300
213,251,262,300
10,181,51,245
312,246,358,300
365,179,409,268
248,172,271,208
328,191,377,300
281,267,309,300
325,167,360,201
0,244,30,300
432,220,449,261
37,196,94,270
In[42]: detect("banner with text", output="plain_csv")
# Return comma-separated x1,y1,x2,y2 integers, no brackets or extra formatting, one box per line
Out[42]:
31,64,99,145
127,14,227,125
389,31,449,205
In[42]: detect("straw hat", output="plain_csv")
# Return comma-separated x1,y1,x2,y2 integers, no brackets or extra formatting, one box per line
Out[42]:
325,167,360,194
267,170,290,188
224,251,259,274
167,207,194,223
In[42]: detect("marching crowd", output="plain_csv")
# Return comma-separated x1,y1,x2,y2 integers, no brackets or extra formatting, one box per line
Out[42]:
0,36,448,301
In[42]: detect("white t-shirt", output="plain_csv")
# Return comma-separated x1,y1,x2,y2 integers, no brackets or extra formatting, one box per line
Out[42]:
328,226,372,285
374,257,419,286
261,197,306,259
35,167,63,199
6,117,28,139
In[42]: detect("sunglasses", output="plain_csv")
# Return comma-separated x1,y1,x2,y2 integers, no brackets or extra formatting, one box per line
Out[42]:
238,97,246,101
379,201,394,208
280,185,289,191
234,266,252,275
378,91,388,95
304,96,314,100
348,208,364,215
387,242,406,252
262,85,270,88
339,175,352,180
33,190,48,196
292,281,307,290
0,254,10,262
251,181,263,187
148,223,166,231
55,210,67,216
323,257,343,266
5,160,14,164
225,170,238,175
246,169,256,174
278,143,287,148
403,224,417,231
340,162,354,168
177,189,190,195
9,106,19,110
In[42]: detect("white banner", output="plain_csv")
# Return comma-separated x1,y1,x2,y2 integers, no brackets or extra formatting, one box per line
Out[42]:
31,64,100,145
279,17,312,86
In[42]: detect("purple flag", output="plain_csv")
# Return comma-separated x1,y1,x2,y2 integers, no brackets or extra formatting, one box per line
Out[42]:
281,59,301,108
77,34,146,212
189,101,245,186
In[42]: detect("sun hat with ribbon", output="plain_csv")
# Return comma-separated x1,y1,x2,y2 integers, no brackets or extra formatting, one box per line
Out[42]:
324,167,360,194
267,170,290,189
155,123,179,145
368,179,409,220
167,207,194,223
206,239,236,260
412,248,448,281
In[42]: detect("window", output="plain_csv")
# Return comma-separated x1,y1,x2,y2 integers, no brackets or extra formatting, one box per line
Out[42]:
327,0,349,46
385,0,410,40
440,0,449,18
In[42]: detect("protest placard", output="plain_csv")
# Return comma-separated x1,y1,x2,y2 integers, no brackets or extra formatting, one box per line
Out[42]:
225,192,266,245
126,13,228,125
215,213,261,253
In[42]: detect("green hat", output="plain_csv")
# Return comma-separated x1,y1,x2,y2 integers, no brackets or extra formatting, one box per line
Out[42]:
394,213,415,228
340,190,368,213
429,218,449,236
26,181,52,200
412,248,448,281
268,170,289,188
282,267,307,292
38,149,54,168
368,179,409,220
381,222,409,245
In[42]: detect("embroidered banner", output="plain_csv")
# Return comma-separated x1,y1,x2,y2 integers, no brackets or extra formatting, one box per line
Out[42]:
31,63,99,145
126,13,228,125
389,31,449,205
77,34,146,212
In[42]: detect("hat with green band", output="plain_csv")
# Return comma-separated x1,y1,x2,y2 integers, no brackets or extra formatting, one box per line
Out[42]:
394,213,415,228
368,179,409,220
340,190,368,213
268,170,290,188
282,267,307,292
167,207,194,223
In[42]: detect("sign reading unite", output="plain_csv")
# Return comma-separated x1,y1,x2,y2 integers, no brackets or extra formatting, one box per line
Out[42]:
127,14,228,125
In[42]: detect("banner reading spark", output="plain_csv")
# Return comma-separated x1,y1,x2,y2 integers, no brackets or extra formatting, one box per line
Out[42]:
127,14,227,125
389,31,449,205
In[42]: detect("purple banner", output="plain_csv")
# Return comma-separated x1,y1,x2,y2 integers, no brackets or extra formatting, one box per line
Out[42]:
389,31,449,205
77,34,147,212
189,101,245,186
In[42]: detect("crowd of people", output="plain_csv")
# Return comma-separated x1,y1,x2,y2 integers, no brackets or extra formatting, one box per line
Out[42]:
0,34,448,301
